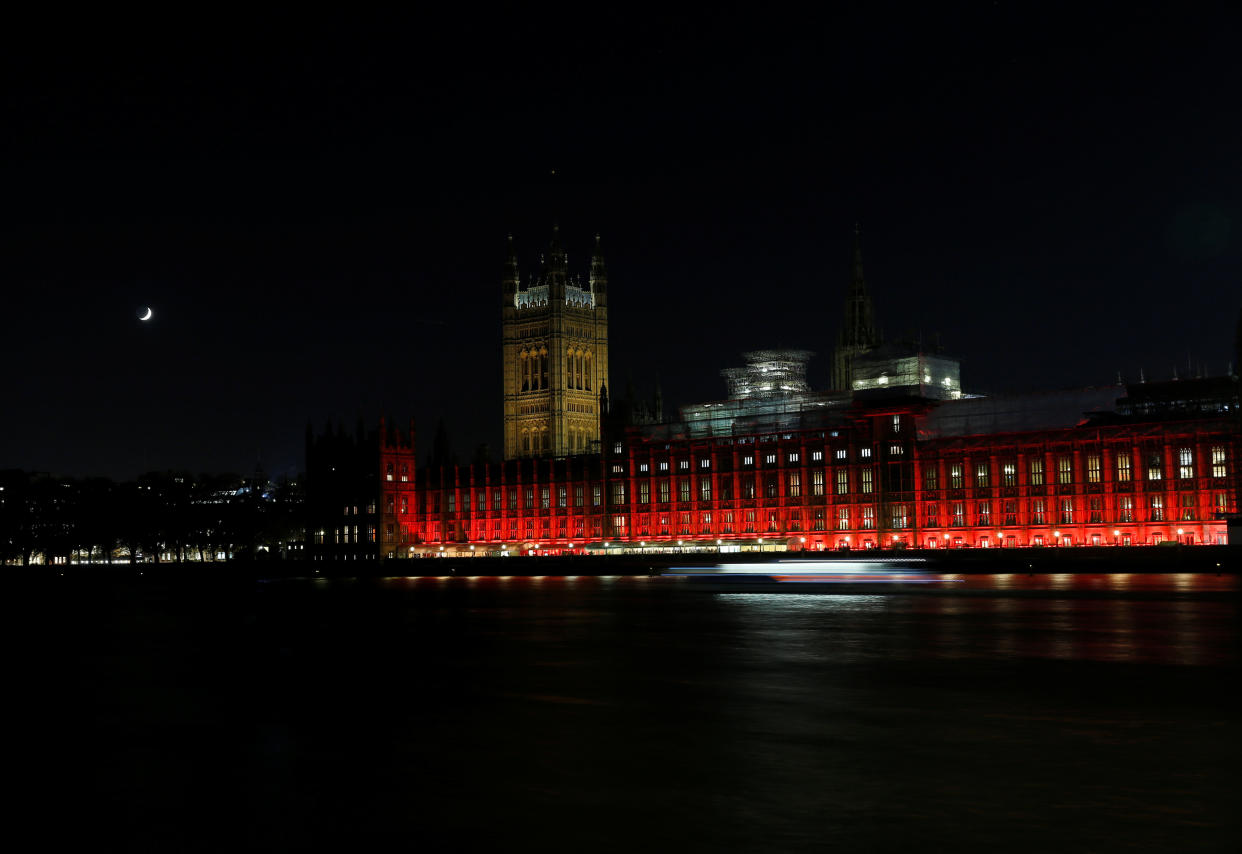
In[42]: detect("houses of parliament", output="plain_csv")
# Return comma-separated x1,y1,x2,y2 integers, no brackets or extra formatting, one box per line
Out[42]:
306,226,1241,558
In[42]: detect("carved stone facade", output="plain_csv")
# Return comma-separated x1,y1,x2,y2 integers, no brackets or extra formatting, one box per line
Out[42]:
501,227,610,460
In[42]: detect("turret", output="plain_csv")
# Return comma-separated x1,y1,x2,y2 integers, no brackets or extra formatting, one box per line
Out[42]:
502,234,519,305
543,224,568,302
590,233,608,307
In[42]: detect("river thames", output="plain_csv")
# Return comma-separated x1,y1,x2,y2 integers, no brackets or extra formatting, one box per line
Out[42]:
36,570,1239,852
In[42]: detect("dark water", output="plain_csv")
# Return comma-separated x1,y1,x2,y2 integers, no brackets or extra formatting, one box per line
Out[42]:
34,573,1240,852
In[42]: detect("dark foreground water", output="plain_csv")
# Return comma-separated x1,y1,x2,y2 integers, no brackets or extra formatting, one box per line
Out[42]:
31,572,1241,852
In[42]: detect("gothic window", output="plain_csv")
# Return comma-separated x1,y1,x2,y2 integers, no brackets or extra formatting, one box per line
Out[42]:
1149,494,1164,522
1116,453,1132,482
1118,495,1133,522
1057,457,1072,485
1146,452,1162,481
585,353,592,391
975,463,989,487
1178,448,1193,480
1029,458,1044,486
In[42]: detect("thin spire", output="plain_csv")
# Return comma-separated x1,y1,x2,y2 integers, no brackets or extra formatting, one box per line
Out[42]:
589,232,607,299
503,234,520,298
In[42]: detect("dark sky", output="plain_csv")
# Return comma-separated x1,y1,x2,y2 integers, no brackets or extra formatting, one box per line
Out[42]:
4,5,1240,480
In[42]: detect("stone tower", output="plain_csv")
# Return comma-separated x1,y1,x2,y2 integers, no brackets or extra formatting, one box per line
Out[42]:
502,227,610,459
831,225,882,391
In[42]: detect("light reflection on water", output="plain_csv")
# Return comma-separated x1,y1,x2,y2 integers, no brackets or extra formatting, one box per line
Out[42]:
56,568,1241,853
710,579,1234,667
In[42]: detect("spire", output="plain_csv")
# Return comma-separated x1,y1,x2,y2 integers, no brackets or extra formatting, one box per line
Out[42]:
543,223,568,300
831,224,882,391
841,224,880,349
502,234,520,302
590,232,608,294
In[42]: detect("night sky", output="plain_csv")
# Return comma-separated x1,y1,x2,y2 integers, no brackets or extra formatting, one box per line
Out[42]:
5,6,1240,480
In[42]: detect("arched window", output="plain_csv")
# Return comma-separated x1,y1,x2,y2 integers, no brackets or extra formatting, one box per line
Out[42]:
522,431,531,453
540,350,549,389
576,352,583,389
520,352,530,391
585,353,592,391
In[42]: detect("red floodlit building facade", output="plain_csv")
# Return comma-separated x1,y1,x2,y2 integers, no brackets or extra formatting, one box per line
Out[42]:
307,228,1242,559
372,385,1237,557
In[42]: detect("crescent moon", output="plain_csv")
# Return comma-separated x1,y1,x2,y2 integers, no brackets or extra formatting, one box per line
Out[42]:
139,307,153,321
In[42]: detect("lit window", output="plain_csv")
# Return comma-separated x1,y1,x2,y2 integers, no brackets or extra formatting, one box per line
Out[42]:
1116,453,1132,482
787,472,801,498
1029,458,1044,487
788,452,799,463
1211,446,1227,478
975,463,989,487
765,453,777,465
1057,457,1072,485
658,480,670,503
892,414,901,434
952,502,965,526
835,470,849,495
613,442,623,454
811,470,824,496
923,467,938,491
1149,494,1164,521
1002,462,1016,486
1146,453,1162,481
679,460,690,471
639,482,650,504
592,485,602,506
558,486,567,508
836,507,850,530
1178,448,1193,480
1059,498,1072,524
699,479,712,501
743,455,754,466
1087,455,1101,483
861,506,875,529
639,463,649,473
611,464,623,474
949,464,963,490
811,450,823,462
659,462,669,472
859,448,872,459
700,459,711,469
679,479,691,502
861,469,873,494
835,449,847,461
540,488,550,509
890,444,904,455
1032,499,1045,525
978,501,991,524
